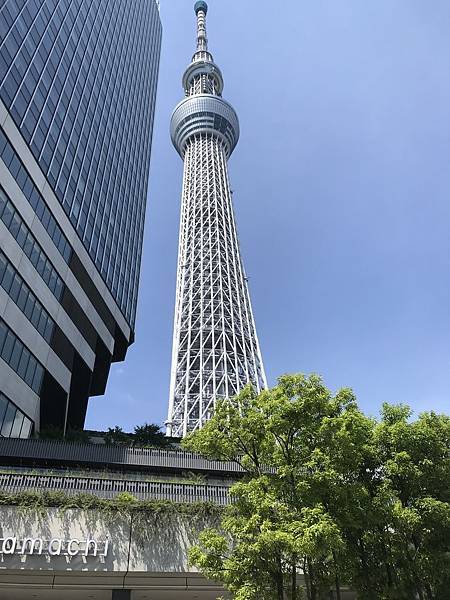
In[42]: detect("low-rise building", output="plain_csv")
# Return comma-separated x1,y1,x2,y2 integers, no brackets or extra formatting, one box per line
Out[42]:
0,437,236,599
0,437,357,599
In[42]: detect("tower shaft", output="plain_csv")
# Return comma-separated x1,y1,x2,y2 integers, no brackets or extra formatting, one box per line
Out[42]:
167,3,266,437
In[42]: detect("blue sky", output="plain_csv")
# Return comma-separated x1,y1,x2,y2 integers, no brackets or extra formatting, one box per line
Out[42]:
86,0,450,431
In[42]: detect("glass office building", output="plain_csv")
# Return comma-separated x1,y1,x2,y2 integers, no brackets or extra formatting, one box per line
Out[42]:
0,0,162,436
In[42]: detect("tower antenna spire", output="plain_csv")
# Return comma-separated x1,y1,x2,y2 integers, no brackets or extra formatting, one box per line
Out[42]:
194,1,208,52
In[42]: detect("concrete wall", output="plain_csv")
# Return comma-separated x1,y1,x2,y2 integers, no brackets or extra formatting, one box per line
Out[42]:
0,506,228,596
0,506,356,599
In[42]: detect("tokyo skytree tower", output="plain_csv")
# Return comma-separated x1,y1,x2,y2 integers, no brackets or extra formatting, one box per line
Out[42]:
166,1,267,437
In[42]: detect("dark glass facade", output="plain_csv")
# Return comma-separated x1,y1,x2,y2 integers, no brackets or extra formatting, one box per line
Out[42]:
0,0,161,324
0,0,161,435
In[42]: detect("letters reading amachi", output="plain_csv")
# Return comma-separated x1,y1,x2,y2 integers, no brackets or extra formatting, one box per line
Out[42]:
0,536,109,557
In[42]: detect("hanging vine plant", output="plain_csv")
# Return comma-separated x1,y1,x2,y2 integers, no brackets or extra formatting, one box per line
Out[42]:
0,490,224,520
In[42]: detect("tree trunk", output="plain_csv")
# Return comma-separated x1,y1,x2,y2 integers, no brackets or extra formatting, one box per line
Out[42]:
291,559,297,600
383,549,394,590
357,535,375,598
276,572,284,600
303,557,312,600
412,536,434,600
405,545,424,600
332,551,341,600
276,557,284,600
307,557,317,600
378,527,394,591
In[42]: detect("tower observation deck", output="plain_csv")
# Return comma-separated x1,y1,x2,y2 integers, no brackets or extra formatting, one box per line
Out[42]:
166,2,267,437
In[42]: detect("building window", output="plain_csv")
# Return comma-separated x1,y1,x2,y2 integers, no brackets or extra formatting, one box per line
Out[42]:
0,392,33,438
0,319,44,395
0,250,55,344
0,128,72,263
0,187,64,301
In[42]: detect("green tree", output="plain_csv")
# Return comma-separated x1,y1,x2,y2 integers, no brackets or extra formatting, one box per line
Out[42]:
104,425,131,445
184,375,363,599
133,422,171,447
369,405,450,599
36,426,90,442
184,374,450,600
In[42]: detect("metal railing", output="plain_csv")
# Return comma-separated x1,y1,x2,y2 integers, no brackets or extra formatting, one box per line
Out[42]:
0,472,232,505
0,437,242,474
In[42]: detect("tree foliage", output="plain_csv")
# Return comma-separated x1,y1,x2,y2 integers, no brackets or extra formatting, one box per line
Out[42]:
37,426,90,442
36,423,171,448
183,374,450,600
104,425,131,445
133,422,172,447
104,423,171,447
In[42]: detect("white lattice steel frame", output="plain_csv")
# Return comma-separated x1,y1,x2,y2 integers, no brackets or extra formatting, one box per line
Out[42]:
166,2,267,437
